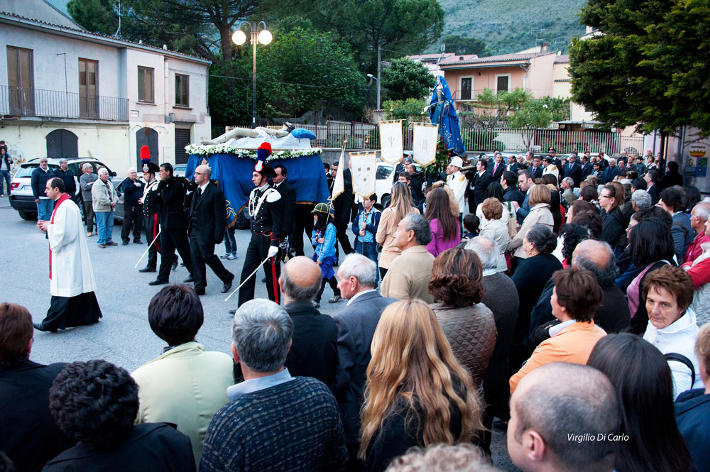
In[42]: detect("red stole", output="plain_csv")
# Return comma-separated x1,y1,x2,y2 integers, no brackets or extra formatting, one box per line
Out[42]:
48,193,71,279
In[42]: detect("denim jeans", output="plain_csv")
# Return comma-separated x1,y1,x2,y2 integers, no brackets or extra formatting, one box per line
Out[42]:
224,226,237,255
36,199,54,221
0,170,10,196
95,211,114,244
356,241,379,283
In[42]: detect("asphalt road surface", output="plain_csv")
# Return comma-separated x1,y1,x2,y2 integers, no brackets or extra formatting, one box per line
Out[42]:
0,197,518,471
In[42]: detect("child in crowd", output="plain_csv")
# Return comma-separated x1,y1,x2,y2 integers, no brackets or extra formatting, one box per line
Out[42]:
311,203,341,308
462,214,480,241
352,193,381,270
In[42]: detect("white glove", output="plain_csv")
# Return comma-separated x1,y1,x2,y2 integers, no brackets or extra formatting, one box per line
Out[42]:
267,246,278,258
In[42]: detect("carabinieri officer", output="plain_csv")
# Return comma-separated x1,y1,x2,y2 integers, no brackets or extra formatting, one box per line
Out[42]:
237,142,283,305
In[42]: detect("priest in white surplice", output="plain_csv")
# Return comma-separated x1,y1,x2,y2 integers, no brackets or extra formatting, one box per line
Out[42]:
445,155,468,217
34,177,102,332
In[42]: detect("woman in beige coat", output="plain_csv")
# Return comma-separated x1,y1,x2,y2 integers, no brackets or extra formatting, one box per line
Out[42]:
507,184,554,260
376,182,420,279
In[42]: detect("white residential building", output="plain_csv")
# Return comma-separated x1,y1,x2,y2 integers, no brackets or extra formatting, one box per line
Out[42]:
0,0,211,172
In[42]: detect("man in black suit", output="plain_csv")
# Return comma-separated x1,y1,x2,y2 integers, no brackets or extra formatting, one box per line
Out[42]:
332,254,396,466
562,152,583,187
149,163,194,286
272,164,297,254
333,165,354,256
279,256,339,392
0,303,75,471
501,170,525,206
489,152,505,182
188,164,234,295
466,158,492,213
529,155,544,180
506,155,519,173
580,154,593,180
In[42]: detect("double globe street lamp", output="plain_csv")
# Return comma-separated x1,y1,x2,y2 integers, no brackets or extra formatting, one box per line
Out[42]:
232,21,272,129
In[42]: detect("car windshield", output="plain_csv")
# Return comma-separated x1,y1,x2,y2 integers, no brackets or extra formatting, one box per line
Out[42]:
376,166,393,179
15,164,59,178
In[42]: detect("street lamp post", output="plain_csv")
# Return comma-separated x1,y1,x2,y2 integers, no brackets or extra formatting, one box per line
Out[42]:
232,21,272,129
367,73,380,110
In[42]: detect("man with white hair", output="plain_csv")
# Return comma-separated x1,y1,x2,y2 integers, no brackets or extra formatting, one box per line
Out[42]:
79,163,97,237
682,202,710,265
445,155,468,216
631,189,652,212
201,299,347,471
465,236,519,453
560,177,575,206
91,167,118,248
333,254,396,466
119,168,144,245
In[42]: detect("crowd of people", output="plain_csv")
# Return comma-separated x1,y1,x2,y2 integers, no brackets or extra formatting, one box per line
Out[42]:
2,145,710,472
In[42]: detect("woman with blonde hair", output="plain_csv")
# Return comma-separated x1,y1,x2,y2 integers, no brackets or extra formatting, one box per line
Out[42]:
376,182,419,279
360,299,483,472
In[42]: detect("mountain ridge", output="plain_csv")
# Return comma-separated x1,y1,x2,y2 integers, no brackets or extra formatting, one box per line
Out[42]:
430,0,587,55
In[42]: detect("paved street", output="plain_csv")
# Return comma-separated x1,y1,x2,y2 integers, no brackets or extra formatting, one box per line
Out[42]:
0,197,345,370
0,196,517,471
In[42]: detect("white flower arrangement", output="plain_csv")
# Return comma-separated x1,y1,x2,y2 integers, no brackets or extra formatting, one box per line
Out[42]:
185,143,322,160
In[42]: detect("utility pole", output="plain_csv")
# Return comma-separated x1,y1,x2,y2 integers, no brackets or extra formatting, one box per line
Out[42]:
376,43,381,110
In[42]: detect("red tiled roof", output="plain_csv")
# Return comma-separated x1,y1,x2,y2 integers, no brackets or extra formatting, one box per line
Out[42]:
439,52,542,68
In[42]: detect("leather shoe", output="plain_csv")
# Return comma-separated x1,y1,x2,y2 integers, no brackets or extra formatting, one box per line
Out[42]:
195,288,206,295
33,322,57,333
221,279,233,293
171,258,179,271
107,241,118,246
183,276,194,283
138,267,155,273
148,279,169,286
122,240,129,246
134,240,143,244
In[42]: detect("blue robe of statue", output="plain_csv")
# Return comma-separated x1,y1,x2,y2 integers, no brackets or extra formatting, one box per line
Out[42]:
429,75,465,156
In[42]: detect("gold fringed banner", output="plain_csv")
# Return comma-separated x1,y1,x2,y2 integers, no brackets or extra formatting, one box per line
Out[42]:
378,120,403,164
349,152,378,199
412,123,439,167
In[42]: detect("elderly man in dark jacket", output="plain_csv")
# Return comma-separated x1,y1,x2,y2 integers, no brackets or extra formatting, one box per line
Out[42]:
279,256,339,391
528,240,630,346
332,254,396,468
120,168,145,245
0,303,75,471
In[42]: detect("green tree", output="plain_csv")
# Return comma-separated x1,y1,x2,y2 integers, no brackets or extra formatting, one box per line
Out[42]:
68,0,263,63
510,100,554,150
268,0,444,73
442,35,489,56
382,58,432,101
569,0,710,136
461,88,531,127
67,0,117,35
209,27,366,127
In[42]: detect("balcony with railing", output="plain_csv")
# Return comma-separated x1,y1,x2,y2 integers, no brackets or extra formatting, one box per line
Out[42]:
0,85,129,122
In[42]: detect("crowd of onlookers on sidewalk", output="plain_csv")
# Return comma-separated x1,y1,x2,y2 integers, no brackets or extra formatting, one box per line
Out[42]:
2,146,710,472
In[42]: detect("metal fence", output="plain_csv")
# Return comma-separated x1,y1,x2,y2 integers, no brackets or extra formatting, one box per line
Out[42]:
0,85,129,122
236,120,646,155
